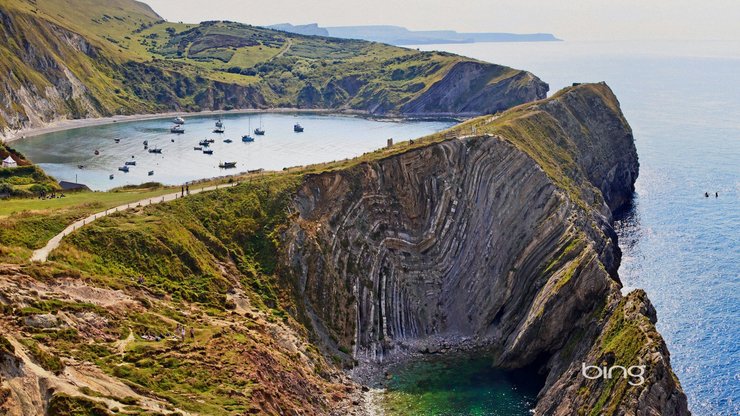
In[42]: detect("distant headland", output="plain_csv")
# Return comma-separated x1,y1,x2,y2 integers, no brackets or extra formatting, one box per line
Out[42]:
267,23,561,45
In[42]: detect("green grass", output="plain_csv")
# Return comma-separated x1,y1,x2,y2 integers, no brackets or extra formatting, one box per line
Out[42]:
19,338,66,374
47,393,111,416
54,173,303,310
0,186,174,217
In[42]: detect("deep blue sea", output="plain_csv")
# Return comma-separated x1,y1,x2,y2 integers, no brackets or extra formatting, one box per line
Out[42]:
414,40,740,415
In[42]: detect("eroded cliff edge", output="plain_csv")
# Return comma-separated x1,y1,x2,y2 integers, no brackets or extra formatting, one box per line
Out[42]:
283,83,689,415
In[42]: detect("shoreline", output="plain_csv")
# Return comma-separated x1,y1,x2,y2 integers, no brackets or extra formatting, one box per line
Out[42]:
2,108,466,144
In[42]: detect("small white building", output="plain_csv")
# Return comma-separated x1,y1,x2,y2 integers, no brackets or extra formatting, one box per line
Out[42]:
2,156,17,168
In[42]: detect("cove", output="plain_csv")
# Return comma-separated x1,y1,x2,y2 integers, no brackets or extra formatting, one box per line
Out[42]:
12,112,454,191
378,354,544,416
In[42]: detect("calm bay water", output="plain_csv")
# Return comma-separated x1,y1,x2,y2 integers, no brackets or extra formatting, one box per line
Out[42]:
381,355,542,416
12,113,453,191
414,40,740,415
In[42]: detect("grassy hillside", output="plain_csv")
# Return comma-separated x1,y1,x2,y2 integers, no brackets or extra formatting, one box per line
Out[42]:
0,144,59,197
0,0,546,137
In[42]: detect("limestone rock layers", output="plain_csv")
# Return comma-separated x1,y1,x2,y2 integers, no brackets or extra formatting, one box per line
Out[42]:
282,83,688,415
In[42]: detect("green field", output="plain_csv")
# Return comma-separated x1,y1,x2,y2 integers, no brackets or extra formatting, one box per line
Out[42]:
0,186,174,217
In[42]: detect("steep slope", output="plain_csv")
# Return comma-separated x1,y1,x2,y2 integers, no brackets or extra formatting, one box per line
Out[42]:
0,84,687,415
282,83,688,415
0,0,547,139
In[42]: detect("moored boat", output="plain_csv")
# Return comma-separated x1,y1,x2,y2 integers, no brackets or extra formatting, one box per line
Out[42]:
148,148,162,154
194,146,203,151
171,124,184,134
294,123,304,132
174,116,185,125
109,174,114,180
203,149,214,155
125,161,136,166
223,138,233,143
148,170,154,176
214,119,224,133
118,166,129,172
242,134,254,142
255,115,265,135
219,161,237,168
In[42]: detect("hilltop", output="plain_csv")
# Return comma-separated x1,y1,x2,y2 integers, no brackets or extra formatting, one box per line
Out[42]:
0,0,547,139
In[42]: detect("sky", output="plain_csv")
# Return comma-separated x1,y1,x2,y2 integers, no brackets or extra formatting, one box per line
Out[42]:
143,0,740,41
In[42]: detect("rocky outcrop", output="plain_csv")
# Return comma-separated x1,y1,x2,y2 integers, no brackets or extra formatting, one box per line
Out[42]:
400,61,548,116
282,83,688,414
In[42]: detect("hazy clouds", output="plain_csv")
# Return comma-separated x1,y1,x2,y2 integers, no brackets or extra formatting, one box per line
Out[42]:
143,0,740,41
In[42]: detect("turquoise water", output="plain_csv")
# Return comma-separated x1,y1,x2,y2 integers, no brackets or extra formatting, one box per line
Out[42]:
382,355,542,416
415,40,740,415
12,113,453,190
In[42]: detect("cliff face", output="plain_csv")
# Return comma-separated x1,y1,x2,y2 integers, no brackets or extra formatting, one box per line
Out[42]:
400,61,549,116
283,83,687,415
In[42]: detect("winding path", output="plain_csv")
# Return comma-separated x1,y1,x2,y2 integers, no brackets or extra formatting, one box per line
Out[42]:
30,182,238,262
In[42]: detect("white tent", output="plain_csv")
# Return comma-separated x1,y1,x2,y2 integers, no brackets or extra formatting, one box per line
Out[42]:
2,156,17,168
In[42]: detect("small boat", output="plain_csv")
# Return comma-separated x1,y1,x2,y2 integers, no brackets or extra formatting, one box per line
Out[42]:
109,174,114,180
78,165,84,169
94,150,100,156
148,148,162,154
223,138,233,143
148,170,154,176
194,146,203,151
125,161,136,166
171,139,175,142
242,135,254,142
144,145,148,150
255,115,265,135
171,125,184,134
206,138,215,143
219,161,237,169
174,116,185,125
143,140,148,146
118,166,129,172
294,123,304,133
198,140,210,146
114,138,121,143
214,119,225,133
203,149,213,155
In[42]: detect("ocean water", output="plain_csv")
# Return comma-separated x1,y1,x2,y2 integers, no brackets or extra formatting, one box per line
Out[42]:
412,40,740,415
381,355,542,416
12,113,453,191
